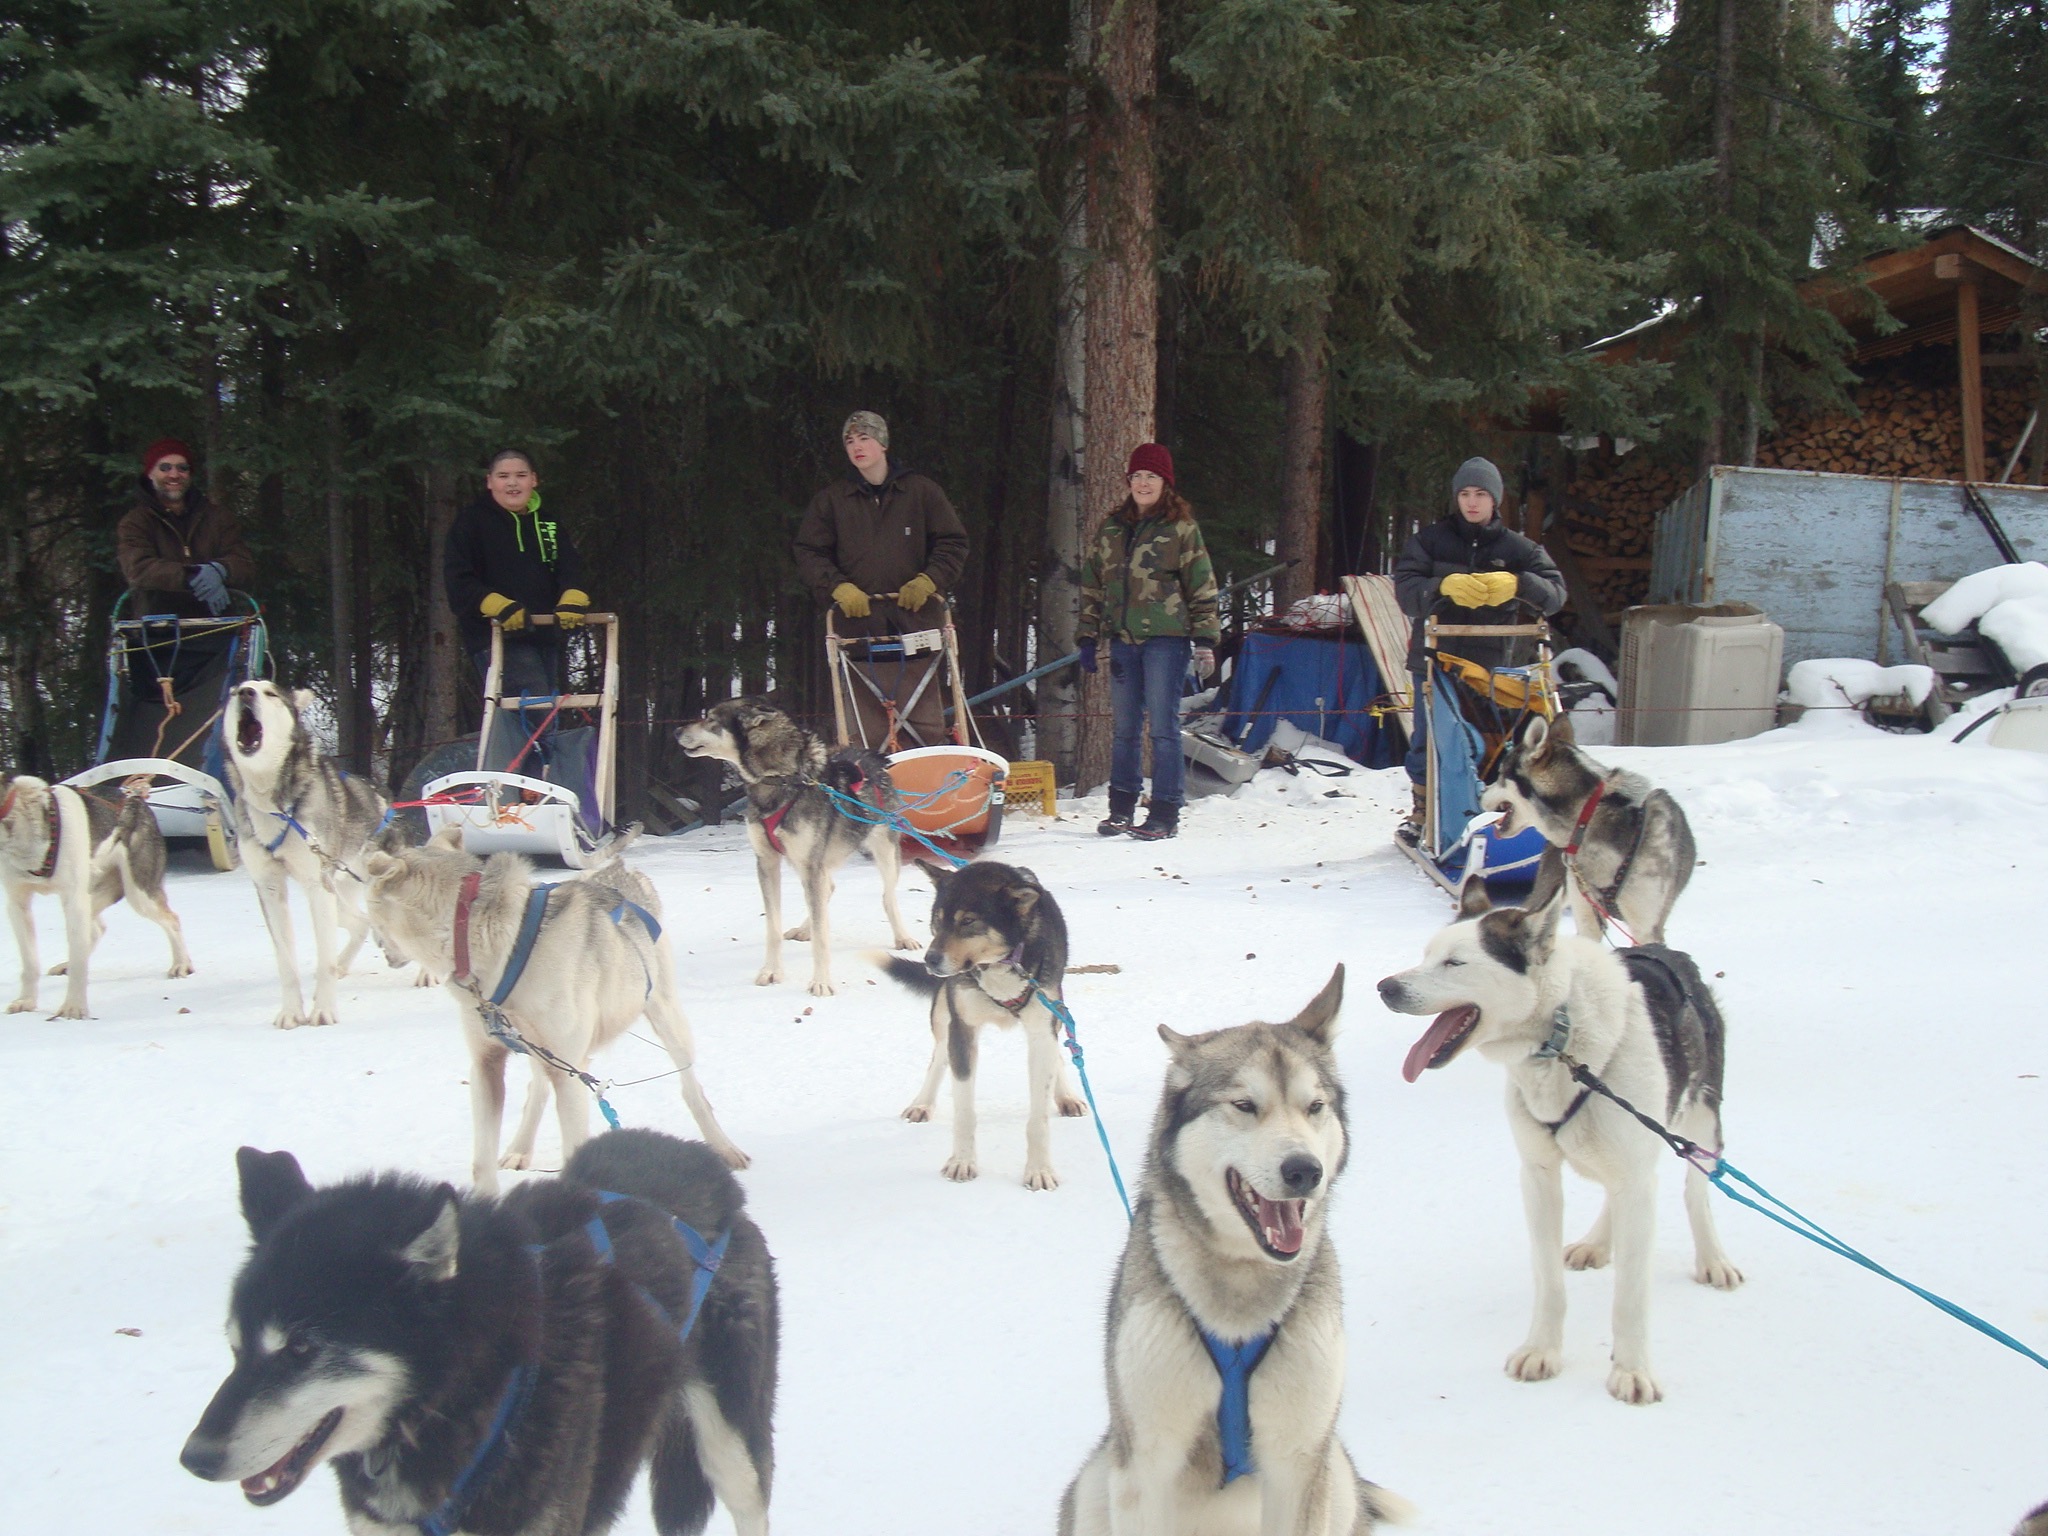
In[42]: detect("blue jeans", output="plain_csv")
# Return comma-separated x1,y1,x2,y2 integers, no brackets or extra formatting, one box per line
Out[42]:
473,641,559,770
1110,637,1191,806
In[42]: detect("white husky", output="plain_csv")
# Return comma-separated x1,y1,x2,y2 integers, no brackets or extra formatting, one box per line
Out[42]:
1377,880,1742,1404
223,682,393,1028
366,829,748,1193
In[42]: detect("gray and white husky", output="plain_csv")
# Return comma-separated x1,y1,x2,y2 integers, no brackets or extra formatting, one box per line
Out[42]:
1482,713,1697,943
1377,879,1742,1405
3,775,192,1018
882,859,1088,1190
366,828,748,1193
675,699,916,997
1061,968,1408,1535
180,1128,777,1536
224,681,394,1028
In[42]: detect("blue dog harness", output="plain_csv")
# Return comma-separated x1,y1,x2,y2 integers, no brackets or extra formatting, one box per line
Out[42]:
1199,1327,1276,1484
415,1192,730,1536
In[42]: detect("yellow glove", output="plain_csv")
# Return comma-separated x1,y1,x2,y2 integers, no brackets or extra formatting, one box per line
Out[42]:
1442,571,1519,608
832,582,871,619
1477,571,1519,606
481,592,528,632
554,589,590,629
896,573,938,612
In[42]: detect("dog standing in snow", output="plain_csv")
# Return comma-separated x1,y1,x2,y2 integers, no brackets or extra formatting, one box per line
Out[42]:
1378,879,1741,1404
3,775,193,1018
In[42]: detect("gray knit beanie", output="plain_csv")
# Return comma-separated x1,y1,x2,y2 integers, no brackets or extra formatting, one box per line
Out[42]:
842,410,889,449
1449,456,1504,514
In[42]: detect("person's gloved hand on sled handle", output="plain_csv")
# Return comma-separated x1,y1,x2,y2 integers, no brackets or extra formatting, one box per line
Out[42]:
832,582,871,620
1441,571,1519,609
481,592,528,632
1077,638,1097,674
895,572,938,612
188,560,232,615
1192,645,1216,682
553,589,591,629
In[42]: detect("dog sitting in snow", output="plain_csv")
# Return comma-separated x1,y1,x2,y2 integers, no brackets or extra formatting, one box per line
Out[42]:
881,859,1088,1190
1483,712,1697,943
3,775,193,1019
1377,878,1741,1404
366,828,747,1193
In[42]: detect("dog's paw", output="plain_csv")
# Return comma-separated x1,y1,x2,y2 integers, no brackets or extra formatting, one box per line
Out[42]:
753,967,781,987
7,997,35,1014
47,1000,88,1021
305,1007,339,1028
46,961,67,976
941,1157,978,1183
1505,1346,1562,1383
806,977,836,998
784,924,812,943
891,933,919,952
498,1149,532,1171
902,1104,933,1123
167,961,194,979
270,1010,306,1030
1563,1242,1610,1271
1023,1165,1061,1192
1056,1096,1088,1118
716,1143,752,1171
1606,1365,1663,1405
329,961,352,979
1695,1256,1745,1290
412,969,439,988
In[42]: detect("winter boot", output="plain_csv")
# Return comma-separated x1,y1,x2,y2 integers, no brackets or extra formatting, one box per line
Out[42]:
1396,783,1426,846
1129,801,1181,841
1097,787,1139,837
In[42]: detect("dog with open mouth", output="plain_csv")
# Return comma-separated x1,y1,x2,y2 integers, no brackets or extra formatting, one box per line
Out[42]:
1060,967,1407,1534
1378,877,1742,1406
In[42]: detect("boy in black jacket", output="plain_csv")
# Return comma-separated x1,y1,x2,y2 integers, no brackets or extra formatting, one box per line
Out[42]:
1392,456,1565,840
443,451,593,766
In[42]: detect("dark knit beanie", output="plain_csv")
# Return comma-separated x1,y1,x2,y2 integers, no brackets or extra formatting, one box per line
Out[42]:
141,437,194,474
1450,456,1503,513
1126,442,1176,486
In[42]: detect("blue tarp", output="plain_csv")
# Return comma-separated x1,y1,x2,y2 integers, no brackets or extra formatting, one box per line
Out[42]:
1420,657,1548,890
1217,631,1398,768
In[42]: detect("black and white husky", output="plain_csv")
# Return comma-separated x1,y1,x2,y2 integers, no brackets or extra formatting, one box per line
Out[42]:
882,859,1088,1190
180,1128,777,1536
2,775,192,1018
1377,879,1742,1405
1060,968,1407,1535
1482,713,1697,943
224,681,395,1028
675,699,916,996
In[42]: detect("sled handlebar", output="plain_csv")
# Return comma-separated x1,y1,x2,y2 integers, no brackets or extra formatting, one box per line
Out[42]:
494,612,618,627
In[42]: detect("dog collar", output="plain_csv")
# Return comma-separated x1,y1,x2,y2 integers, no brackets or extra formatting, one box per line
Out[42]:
1563,778,1607,857
977,953,1035,1014
1529,1004,1572,1060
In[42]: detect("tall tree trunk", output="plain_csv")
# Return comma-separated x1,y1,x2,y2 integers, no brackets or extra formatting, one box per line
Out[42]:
1073,0,1158,794
1702,0,1741,472
1740,0,1790,467
1277,308,1329,609
1039,0,1093,784
424,465,462,742
325,407,353,762
350,493,374,775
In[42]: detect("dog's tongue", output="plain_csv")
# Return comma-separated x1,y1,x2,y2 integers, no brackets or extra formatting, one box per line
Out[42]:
1252,1191,1307,1256
1403,1005,1479,1083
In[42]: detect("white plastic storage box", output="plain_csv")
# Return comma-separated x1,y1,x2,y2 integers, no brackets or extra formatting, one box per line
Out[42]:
1618,604,1784,746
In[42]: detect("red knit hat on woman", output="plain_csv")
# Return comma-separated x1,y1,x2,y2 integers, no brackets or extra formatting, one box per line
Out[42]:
1126,442,1175,486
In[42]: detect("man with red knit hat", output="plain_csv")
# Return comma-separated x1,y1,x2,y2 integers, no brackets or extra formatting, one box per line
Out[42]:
117,438,255,620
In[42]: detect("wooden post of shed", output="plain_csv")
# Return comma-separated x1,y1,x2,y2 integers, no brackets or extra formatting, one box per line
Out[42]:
1958,275,1985,482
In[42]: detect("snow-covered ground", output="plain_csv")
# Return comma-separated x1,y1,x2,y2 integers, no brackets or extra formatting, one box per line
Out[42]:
5,720,2048,1535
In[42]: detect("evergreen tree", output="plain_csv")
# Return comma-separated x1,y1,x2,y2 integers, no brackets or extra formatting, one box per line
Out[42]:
1846,0,1936,222
1935,0,2048,253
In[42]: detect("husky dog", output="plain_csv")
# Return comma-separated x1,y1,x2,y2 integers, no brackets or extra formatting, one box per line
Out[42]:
881,860,1088,1189
675,699,916,997
223,680,394,1028
1482,713,1697,943
1061,968,1407,1535
1377,879,1742,1405
180,1127,777,1536
366,829,748,1193
2,776,193,1018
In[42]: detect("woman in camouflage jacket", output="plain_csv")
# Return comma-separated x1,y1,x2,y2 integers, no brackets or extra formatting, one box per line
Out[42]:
1077,443,1221,841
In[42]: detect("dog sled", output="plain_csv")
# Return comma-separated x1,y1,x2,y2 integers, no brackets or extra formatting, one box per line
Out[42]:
61,591,270,871
421,613,627,870
825,598,1006,859
1398,609,1557,897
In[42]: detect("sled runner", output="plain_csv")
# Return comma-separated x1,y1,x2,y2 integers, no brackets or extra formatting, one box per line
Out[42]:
63,591,270,871
1398,609,1557,896
422,613,626,870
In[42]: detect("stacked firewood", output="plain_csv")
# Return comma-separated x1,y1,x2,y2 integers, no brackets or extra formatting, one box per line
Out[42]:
1553,450,1688,612
1758,374,2036,480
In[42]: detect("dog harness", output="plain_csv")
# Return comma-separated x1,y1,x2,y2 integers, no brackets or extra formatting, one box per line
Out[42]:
1560,777,1650,944
414,1193,729,1536
1,784,63,880
1197,1327,1276,1484
757,769,867,856
452,875,663,1005
1528,1004,1593,1134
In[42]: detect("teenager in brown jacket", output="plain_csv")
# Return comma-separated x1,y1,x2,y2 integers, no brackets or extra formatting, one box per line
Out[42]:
793,411,969,746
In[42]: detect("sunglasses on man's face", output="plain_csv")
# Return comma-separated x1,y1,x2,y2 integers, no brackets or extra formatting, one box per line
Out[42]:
154,462,192,474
